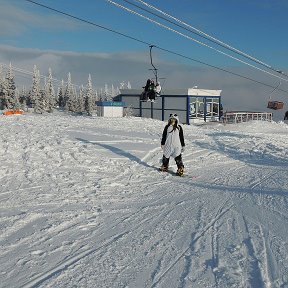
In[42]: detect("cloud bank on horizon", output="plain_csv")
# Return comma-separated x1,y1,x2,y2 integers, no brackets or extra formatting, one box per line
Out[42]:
0,0,288,120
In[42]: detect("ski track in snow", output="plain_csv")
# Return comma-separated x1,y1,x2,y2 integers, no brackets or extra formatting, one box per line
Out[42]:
1,114,288,288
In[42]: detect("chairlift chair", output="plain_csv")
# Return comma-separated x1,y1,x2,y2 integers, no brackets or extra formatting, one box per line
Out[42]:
267,101,284,110
266,82,284,110
140,45,164,103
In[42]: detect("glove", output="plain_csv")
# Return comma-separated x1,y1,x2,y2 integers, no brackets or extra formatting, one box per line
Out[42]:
161,145,164,150
181,147,185,153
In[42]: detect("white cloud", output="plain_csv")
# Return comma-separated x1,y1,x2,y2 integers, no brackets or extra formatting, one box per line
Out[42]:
0,1,80,36
0,44,149,86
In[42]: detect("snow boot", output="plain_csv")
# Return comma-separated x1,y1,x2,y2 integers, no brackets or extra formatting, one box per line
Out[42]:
176,166,184,177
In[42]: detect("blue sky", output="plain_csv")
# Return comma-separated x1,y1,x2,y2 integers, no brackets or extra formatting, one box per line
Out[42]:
0,0,288,115
1,0,288,66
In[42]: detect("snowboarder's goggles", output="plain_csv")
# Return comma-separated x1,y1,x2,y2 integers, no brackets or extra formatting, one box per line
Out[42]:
169,113,178,118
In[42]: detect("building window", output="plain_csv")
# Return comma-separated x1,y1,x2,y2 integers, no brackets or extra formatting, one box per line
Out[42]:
190,96,220,120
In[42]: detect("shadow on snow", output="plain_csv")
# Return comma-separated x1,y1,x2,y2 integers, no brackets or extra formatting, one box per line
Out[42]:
75,137,157,171
75,137,288,199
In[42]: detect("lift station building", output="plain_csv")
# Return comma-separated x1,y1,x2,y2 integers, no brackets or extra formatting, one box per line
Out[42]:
115,87,222,124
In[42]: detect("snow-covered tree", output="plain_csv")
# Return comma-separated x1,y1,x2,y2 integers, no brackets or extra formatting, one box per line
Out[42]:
28,65,41,109
14,88,21,110
111,84,121,99
96,83,121,101
0,65,4,91
3,63,17,109
57,80,65,108
64,73,73,111
19,86,28,110
94,89,99,103
105,84,109,100
0,65,6,110
85,74,94,116
119,81,132,90
34,90,45,114
111,84,116,99
98,88,103,101
69,86,78,113
0,80,9,110
0,65,3,81
45,68,55,112
76,85,85,114
33,69,44,113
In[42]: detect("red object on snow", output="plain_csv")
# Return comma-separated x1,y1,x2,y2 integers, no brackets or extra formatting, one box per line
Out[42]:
3,109,24,115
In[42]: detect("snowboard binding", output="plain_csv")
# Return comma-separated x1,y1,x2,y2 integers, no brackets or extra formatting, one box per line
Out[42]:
159,165,168,172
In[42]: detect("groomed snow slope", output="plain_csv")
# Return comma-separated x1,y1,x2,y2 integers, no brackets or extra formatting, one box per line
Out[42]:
1,114,288,288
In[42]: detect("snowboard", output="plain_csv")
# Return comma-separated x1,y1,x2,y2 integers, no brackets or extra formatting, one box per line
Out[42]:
158,167,200,179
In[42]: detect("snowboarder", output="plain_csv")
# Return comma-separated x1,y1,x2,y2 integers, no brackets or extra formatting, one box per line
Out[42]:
284,111,288,120
160,113,185,176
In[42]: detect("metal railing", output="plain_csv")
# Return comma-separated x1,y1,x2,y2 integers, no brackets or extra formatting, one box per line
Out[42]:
223,112,273,124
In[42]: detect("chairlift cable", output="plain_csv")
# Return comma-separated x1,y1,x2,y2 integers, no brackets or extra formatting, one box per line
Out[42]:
131,0,288,78
267,81,281,100
107,0,288,83
157,46,288,95
24,0,288,95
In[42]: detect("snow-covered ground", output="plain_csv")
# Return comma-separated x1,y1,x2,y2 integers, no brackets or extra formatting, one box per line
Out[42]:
1,113,288,288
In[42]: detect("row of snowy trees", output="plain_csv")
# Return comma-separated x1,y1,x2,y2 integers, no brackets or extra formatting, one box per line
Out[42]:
0,63,131,115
